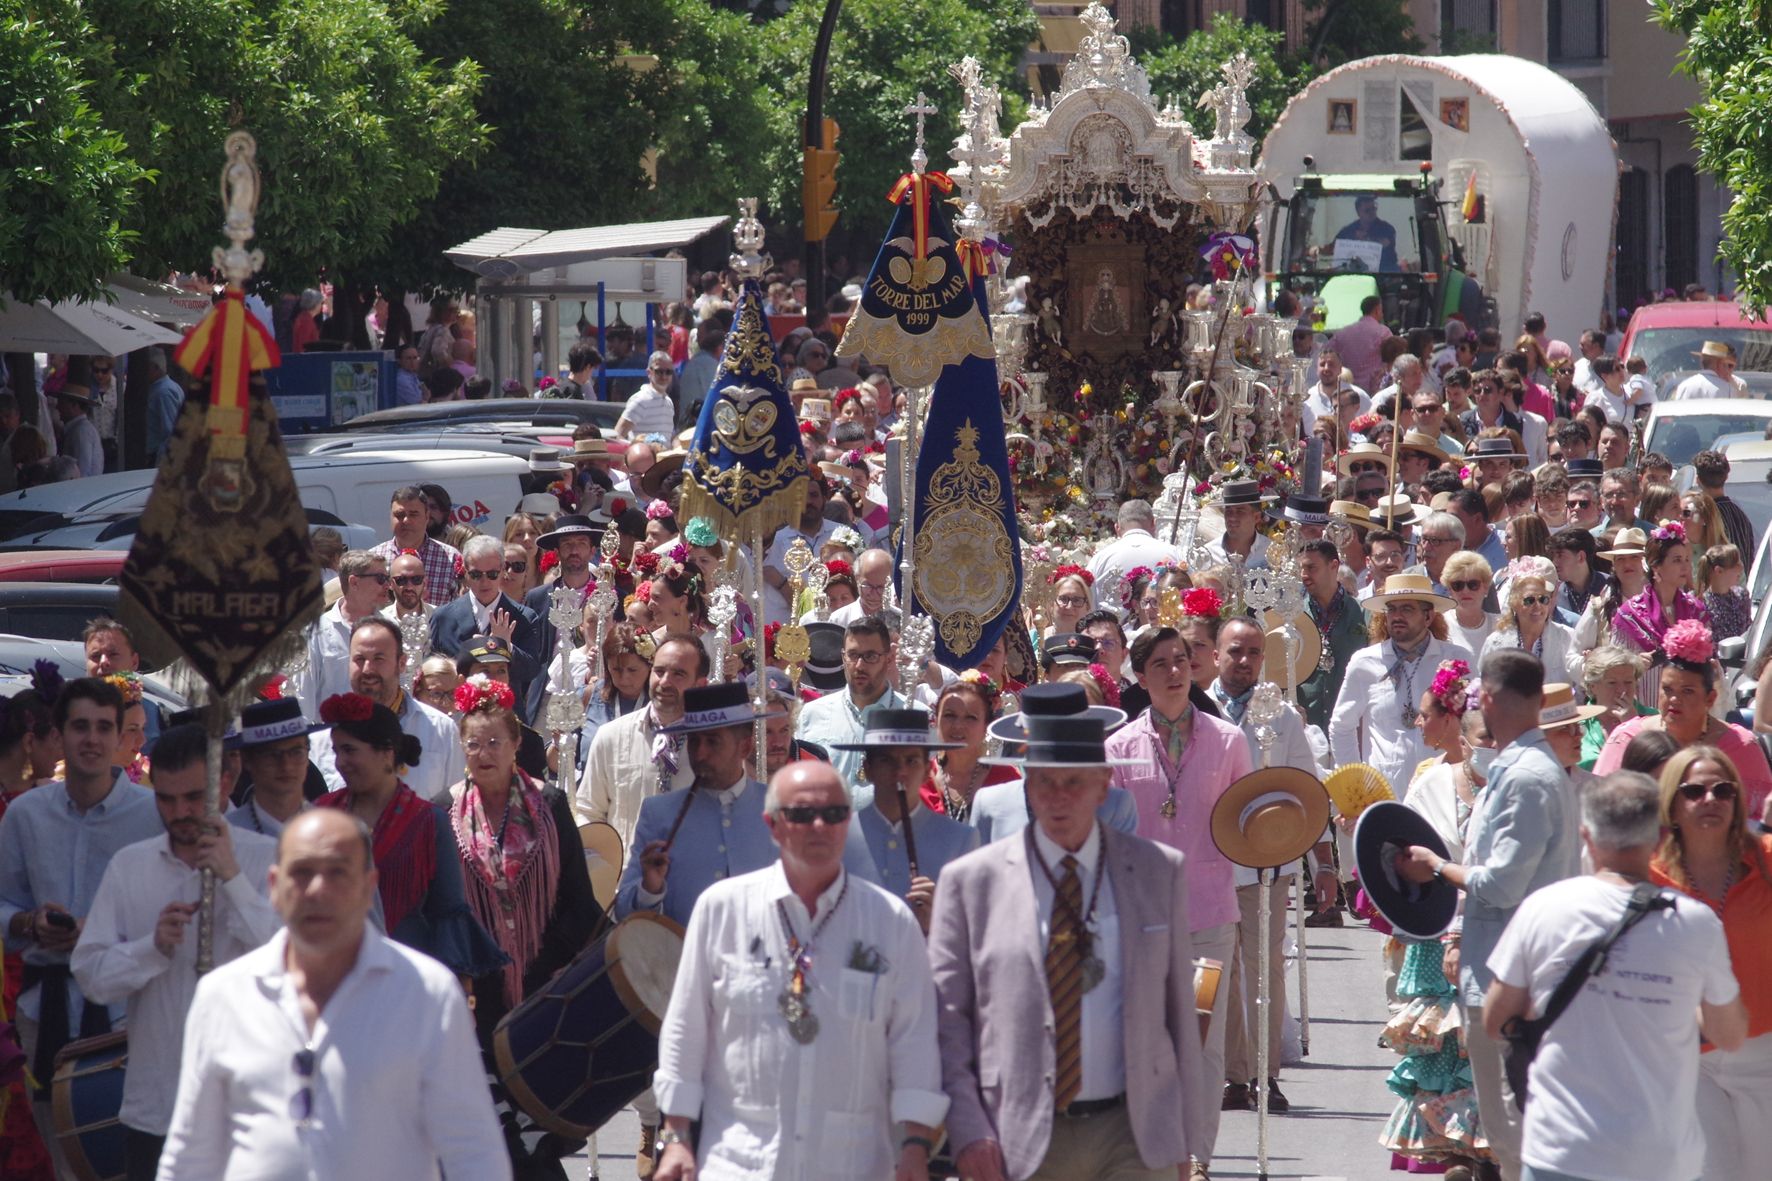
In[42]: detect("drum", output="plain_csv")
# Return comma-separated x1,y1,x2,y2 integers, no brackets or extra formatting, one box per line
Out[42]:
51,1029,128,1181
494,910,683,1138
577,821,624,912
1194,956,1224,1043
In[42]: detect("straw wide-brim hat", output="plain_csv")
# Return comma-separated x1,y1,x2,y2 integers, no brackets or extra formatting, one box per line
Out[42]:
1335,442,1394,476
1328,500,1375,530
1354,800,1458,939
1693,340,1736,360
1210,766,1331,869
1370,494,1427,529
638,449,687,500
1397,430,1451,466
1538,682,1605,730
1599,527,1648,558
565,437,612,465
1263,610,1322,689
1360,572,1454,612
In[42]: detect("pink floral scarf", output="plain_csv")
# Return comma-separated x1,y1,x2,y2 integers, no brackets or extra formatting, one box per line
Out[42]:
450,768,559,1004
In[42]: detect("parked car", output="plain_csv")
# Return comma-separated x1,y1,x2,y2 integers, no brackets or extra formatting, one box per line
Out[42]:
284,428,578,460
0,583,122,644
1621,300,1772,383
1641,399,1772,468
0,510,379,554
0,449,529,541
297,397,621,435
0,549,127,582
0,634,187,713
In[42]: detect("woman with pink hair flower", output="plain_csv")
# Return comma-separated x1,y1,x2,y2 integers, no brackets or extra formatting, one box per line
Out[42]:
1610,519,1711,704
1594,619,1772,820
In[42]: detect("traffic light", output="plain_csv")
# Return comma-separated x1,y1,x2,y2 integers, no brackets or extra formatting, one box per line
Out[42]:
803,117,840,243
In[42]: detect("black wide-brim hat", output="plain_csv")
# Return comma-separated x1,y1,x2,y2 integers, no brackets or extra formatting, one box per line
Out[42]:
658,682,769,734
830,706,964,752
238,698,326,749
536,513,600,551
987,682,1126,742
1002,714,1145,769
801,622,846,692
1354,800,1459,939
1267,494,1331,526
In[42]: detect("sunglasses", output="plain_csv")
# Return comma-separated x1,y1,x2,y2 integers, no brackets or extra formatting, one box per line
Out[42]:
92,366,112,375
354,571,389,584
1349,462,1384,474
465,569,501,581
504,560,528,574
1567,498,1593,509
1677,781,1738,803
1355,489,1383,502
1519,593,1552,607
1447,579,1484,592
649,367,673,375
777,804,852,825
290,1046,316,1126
391,575,424,588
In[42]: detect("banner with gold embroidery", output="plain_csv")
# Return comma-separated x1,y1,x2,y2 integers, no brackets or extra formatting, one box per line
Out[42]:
910,264,1022,668
835,171,993,388
680,278,809,537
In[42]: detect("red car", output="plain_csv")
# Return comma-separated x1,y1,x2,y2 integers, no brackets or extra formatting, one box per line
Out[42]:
0,549,127,584
1620,300,1772,382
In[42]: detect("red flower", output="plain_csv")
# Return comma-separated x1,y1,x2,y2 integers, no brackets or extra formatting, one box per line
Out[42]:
1048,563,1093,587
259,674,286,701
451,553,465,579
608,498,628,517
633,551,661,578
455,677,516,715
825,559,853,579
764,620,783,661
800,421,818,436
320,693,375,724
1181,587,1225,618
833,387,861,408
1087,662,1121,709
537,550,559,575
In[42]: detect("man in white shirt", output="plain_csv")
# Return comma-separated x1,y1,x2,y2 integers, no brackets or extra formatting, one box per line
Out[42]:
1302,348,1369,422
616,352,679,441
308,618,462,800
56,386,106,477
1483,770,1747,1181
828,547,892,626
72,725,280,1179
653,760,946,1181
763,479,839,626
295,550,390,718
1672,340,1742,400
1209,619,1335,1116
1087,500,1183,595
157,809,510,1181
1571,328,1606,397
575,634,707,850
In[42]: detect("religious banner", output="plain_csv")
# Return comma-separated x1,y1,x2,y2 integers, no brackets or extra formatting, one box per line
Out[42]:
835,168,992,388
118,132,322,696
909,243,1023,668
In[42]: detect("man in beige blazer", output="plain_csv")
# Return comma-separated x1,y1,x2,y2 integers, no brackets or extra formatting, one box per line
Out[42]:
928,714,1210,1181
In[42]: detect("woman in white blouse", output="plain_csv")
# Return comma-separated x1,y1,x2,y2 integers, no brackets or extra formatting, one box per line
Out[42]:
1439,549,1496,659
1481,564,1585,691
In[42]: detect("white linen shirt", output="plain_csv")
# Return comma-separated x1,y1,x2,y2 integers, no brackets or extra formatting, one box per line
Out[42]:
653,862,948,1181
157,926,510,1181
308,693,462,802
1027,822,1125,1102
575,707,695,851
71,830,281,1135
292,601,356,719
1329,637,1474,794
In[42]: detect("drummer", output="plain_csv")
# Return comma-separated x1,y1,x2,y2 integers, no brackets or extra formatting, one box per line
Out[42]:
833,708,979,933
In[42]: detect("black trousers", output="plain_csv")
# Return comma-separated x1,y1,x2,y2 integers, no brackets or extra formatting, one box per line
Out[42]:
125,1127,165,1181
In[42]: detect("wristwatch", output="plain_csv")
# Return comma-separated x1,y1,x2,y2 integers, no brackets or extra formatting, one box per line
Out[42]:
902,1135,936,1155
1430,860,1445,881
658,1128,692,1150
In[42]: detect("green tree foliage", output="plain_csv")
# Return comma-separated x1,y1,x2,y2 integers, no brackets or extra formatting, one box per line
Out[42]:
1302,0,1423,67
0,3,149,304
1656,0,1771,311
1130,16,1314,147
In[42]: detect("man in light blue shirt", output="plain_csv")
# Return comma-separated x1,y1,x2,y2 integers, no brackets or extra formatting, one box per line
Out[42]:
393,343,426,406
144,348,185,461
795,616,904,803
0,678,161,1173
1395,650,1579,1181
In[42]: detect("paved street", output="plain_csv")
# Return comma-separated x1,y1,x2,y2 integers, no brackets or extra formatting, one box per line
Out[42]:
561,919,1396,1180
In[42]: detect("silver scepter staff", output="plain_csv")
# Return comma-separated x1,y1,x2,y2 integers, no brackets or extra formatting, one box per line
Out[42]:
1247,682,1285,1181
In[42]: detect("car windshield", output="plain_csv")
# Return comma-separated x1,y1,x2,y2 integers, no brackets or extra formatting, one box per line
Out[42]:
1282,190,1433,275
1647,412,1772,466
1628,327,1772,382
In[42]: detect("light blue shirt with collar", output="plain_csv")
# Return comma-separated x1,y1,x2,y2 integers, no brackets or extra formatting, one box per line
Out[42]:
794,687,906,805
1460,727,1580,1008
968,779,1139,845
615,777,881,927
0,774,162,1028
856,800,979,895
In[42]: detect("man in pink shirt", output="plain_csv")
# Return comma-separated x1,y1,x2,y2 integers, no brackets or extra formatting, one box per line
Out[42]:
1107,624,1252,1181
1328,295,1393,392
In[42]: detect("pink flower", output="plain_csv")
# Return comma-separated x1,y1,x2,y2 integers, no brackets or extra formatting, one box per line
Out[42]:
1664,619,1715,665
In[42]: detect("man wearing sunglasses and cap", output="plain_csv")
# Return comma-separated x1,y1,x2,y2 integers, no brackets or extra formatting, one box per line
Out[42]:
652,760,945,1181
930,710,1208,1181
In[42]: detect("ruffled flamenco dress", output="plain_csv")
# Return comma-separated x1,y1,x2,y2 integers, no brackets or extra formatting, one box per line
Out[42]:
1378,939,1491,1173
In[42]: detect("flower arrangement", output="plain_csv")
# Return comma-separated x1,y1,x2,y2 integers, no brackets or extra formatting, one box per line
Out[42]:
763,621,782,662
1664,619,1715,667
1048,563,1093,587
800,421,819,437
1200,232,1256,281
840,448,867,468
1181,587,1225,618
956,668,1000,708
548,480,579,513
825,558,854,580
1428,659,1471,716
455,674,516,715
632,551,661,579
829,525,865,553
1085,662,1122,709
683,517,719,548
103,672,143,706
833,387,861,409
537,376,557,392
645,499,675,521
451,553,465,580
1650,520,1687,546
632,581,653,604
538,550,559,576
319,693,375,724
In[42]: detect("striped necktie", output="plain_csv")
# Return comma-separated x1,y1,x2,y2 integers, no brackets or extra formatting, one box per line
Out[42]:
1047,855,1085,1110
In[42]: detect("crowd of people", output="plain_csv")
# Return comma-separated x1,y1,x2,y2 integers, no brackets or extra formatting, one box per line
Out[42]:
3,284,1772,1181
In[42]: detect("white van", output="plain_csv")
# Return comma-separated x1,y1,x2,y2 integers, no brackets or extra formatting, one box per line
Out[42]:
0,449,530,541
